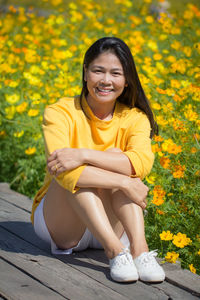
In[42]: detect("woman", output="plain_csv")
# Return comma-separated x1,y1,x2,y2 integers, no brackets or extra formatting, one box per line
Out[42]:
31,37,165,283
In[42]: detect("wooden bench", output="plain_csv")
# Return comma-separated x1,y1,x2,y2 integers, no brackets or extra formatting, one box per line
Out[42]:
0,182,200,300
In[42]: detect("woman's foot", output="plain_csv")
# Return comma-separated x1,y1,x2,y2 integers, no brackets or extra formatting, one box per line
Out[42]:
109,248,139,282
133,250,165,282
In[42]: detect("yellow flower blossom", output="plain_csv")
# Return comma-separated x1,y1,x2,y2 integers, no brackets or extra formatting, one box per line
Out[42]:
16,102,28,113
5,94,20,104
189,264,196,274
51,0,62,6
173,233,192,248
153,53,162,61
147,40,158,51
13,130,24,138
156,116,168,127
171,41,181,50
25,147,36,155
170,79,181,89
152,103,161,110
145,175,156,185
28,109,39,117
165,252,179,263
160,230,173,241
145,16,154,23
5,106,16,119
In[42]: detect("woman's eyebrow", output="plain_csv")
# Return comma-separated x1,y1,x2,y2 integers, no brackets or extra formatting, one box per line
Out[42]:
91,65,123,71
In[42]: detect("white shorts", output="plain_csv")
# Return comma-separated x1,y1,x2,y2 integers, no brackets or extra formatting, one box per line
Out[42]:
33,197,130,255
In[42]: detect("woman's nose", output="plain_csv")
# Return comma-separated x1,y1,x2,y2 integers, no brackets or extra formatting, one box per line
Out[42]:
101,72,112,84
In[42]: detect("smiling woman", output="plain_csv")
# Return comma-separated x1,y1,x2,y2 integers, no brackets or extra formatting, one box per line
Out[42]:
83,52,126,120
31,37,165,283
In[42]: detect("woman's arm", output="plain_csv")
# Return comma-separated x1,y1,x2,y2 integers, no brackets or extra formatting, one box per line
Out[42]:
48,113,153,179
48,147,134,176
77,165,148,210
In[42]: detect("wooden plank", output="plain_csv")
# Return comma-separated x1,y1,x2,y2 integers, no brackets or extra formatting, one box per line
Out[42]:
58,250,200,300
0,200,169,299
0,183,32,212
0,226,130,300
0,258,66,300
1,187,200,299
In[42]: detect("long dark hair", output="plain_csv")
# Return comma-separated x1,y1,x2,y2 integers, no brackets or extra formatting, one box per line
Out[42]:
80,37,158,137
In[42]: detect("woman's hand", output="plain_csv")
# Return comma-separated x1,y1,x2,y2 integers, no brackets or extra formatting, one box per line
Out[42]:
121,177,149,210
47,148,85,176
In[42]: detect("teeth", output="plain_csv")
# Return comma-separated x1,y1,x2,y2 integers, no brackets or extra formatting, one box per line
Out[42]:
98,88,112,92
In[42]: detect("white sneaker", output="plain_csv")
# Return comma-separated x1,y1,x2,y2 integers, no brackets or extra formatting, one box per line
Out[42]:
134,250,165,282
109,248,139,282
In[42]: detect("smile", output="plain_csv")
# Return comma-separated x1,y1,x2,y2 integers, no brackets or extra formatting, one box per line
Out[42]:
96,87,114,93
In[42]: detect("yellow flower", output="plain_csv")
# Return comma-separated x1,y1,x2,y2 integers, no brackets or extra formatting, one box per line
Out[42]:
173,233,192,248
147,40,158,51
156,116,168,127
171,41,181,50
165,252,179,263
153,53,162,61
28,109,39,117
189,264,196,274
197,250,200,255
184,109,198,121
152,103,161,110
160,230,173,241
13,130,24,138
9,81,19,88
16,102,28,113
145,16,154,23
170,79,181,89
25,147,36,155
145,175,156,185
5,94,20,104
5,106,16,119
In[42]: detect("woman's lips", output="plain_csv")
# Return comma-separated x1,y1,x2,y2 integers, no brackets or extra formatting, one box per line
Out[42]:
96,87,114,95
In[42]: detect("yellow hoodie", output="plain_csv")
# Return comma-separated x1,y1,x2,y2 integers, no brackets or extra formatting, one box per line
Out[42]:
31,95,154,223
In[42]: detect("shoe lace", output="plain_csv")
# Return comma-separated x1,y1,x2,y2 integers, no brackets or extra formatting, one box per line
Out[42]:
113,248,134,267
138,250,158,266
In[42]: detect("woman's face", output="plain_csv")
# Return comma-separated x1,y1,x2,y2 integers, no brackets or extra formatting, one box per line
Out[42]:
84,51,127,106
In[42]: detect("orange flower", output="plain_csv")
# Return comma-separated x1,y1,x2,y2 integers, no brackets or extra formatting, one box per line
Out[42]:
152,144,162,153
152,185,166,206
160,156,170,169
172,164,186,178
153,135,164,142
156,87,167,94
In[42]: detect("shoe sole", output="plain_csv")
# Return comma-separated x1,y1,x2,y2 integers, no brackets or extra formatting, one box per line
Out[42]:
112,278,138,283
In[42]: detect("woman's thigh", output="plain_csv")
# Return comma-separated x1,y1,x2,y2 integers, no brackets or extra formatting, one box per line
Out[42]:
43,179,86,249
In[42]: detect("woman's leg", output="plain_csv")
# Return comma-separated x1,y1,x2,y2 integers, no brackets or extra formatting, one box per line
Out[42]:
43,179,125,258
109,188,149,258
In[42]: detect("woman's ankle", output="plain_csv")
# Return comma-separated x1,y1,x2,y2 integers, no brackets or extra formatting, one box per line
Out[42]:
130,242,149,259
105,244,125,259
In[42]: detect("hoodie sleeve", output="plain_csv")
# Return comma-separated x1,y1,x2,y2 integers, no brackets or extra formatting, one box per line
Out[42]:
42,105,86,193
123,112,154,179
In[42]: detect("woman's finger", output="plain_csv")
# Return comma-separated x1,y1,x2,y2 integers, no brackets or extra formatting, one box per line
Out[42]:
47,152,57,162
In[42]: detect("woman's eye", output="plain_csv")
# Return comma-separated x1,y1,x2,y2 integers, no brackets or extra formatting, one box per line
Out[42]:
94,70,102,73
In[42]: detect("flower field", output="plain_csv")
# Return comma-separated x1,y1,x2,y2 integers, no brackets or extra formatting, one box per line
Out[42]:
0,0,199,274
